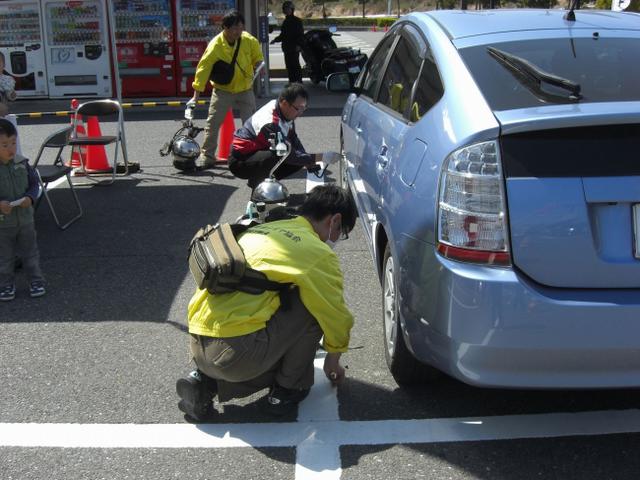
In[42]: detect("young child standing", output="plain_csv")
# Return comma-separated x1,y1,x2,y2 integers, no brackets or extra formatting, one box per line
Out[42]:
0,118,45,301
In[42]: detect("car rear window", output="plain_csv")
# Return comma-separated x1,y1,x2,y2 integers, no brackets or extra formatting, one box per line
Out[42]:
459,36,640,111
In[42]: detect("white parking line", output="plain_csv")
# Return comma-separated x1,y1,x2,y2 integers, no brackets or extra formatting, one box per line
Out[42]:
307,161,327,192
296,356,341,480
3,410,640,454
2,356,640,479
45,174,70,190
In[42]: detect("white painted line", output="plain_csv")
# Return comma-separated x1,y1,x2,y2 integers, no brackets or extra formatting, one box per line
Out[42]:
306,161,326,192
47,174,69,190
3,409,640,449
298,356,339,422
295,430,342,480
296,355,342,480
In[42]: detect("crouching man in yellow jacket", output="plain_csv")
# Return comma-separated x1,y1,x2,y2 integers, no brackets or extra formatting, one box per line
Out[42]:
177,185,357,420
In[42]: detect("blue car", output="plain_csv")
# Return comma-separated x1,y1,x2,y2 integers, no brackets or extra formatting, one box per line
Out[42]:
328,9,640,388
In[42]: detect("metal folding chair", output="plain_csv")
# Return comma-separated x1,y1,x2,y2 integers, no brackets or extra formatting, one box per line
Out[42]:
32,126,83,230
68,99,129,185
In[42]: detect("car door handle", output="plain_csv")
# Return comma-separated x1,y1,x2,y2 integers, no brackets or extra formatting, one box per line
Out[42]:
377,145,389,169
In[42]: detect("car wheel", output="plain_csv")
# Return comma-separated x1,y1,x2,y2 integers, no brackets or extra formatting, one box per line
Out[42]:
382,244,440,386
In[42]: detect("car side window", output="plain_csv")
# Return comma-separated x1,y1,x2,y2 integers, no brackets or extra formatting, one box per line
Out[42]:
378,25,425,119
411,46,444,122
359,32,397,100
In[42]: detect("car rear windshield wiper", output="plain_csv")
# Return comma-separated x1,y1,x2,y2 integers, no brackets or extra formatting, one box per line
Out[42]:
487,46,582,102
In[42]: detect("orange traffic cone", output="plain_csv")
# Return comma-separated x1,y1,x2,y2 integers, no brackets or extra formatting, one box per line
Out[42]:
216,109,235,163
84,115,112,173
68,98,87,168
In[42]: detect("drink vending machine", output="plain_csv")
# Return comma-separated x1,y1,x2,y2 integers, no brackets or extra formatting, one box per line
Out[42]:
0,0,48,97
41,0,112,98
173,0,235,97
113,0,176,97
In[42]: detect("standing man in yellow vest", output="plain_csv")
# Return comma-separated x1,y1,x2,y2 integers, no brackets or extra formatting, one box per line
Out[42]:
189,10,264,170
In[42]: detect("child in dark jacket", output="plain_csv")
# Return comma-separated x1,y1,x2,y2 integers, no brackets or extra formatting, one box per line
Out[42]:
0,118,45,301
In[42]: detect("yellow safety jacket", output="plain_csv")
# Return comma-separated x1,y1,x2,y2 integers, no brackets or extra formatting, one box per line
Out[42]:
188,216,353,353
192,31,264,94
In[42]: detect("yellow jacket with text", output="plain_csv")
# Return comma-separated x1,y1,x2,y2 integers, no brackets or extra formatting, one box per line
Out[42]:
188,216,353,353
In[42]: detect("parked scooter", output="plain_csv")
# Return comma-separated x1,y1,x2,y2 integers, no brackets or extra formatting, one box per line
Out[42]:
301,27,368,84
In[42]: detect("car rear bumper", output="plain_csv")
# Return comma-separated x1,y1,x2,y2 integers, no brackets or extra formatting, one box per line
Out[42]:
401,251,640,389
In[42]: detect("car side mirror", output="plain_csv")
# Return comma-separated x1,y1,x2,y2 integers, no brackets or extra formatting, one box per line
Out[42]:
326,72,356,93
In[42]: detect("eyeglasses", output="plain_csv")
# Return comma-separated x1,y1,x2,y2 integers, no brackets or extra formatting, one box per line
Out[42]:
339,223,349,241
289,102,307,113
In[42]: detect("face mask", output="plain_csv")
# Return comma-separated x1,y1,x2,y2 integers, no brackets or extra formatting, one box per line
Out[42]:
325,217,340,250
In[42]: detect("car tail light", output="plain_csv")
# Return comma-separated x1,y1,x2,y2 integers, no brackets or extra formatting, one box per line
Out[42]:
437,140,511,267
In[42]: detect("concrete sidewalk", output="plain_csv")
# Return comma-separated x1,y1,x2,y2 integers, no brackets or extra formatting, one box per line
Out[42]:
8,78,348,118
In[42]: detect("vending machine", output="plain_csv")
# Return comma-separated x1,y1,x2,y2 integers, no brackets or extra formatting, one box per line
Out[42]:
40,0,112,98
0,0,48,97
173,0,235,97
114,0,176,97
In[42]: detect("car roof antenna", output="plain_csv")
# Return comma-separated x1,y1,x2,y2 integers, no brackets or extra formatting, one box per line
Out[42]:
564,0,580,22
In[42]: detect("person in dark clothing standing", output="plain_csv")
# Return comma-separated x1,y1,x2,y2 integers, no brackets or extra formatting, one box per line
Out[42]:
270,1,304,83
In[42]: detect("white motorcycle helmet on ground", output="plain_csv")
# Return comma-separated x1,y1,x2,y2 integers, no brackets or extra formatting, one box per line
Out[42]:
160,103,204,171
171,135,200,171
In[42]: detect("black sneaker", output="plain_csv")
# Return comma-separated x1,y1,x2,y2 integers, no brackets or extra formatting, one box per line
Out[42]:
176,370,217,422
263,385,310,416
29,281,46,298
0,284,16,302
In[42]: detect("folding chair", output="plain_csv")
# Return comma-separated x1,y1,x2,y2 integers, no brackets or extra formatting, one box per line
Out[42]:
68,99,129,185
32,126,83,230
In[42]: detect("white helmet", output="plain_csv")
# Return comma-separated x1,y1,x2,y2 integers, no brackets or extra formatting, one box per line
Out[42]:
172,135,200,171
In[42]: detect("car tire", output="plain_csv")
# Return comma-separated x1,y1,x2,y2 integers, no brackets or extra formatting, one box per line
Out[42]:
382,244,440,386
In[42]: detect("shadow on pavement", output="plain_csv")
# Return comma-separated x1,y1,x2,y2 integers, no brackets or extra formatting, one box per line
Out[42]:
1,174,236,324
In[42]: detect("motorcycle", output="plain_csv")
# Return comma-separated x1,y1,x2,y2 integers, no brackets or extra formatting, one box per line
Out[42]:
301,28,368,84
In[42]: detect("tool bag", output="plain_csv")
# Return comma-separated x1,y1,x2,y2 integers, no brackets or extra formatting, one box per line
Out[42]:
209,38,241,85
188,222,294,306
